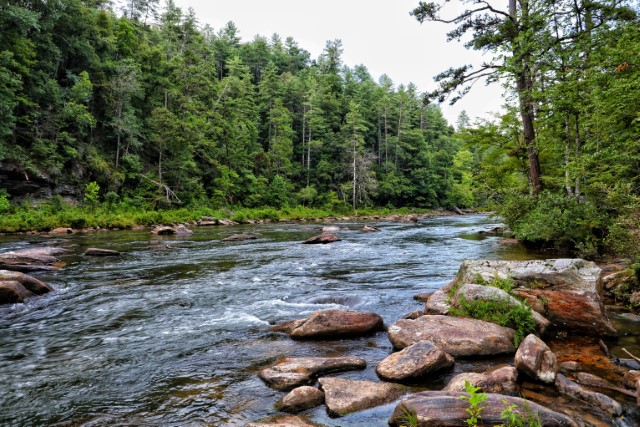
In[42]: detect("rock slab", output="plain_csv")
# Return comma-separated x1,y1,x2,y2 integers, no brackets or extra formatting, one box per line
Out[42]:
84,248,121,256
258,357,366,390
444,365,518,395
272,309,383,339
387,315,516,356
318,377,406,416
515,334,558,384
302,233,341,244
457,259,616,336
0,249,63,272
555,373,622,417
376,340,454,382
389,391,579,427
246,414,324,427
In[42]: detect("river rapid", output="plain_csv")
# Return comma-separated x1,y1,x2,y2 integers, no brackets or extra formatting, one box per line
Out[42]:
0,214,633,426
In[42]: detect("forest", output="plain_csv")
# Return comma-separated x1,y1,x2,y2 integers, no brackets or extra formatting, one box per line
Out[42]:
0,0,639,261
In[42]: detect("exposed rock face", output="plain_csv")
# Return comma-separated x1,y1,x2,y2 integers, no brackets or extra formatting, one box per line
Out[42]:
0,281,32,303
84,248,121,256
0,270,53,294
387,315,516,356
151,226,176,235
246,414,324,427
49,227,74,234
318,377,406,416
623,370,640,389
174,224,193,235
457,259,616,336
555,373,623,417
276,386,324,413
0,249,63,272
424,287,451,315
258,357,366,390
453,283,550,334
302,233,341,244
444,365,518,395
222,234,257,242
389,391,579,427
272,309,383,339
376,340,454,382
515,334,558,384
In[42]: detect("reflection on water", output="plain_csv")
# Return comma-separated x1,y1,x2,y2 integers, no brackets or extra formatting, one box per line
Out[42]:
0,215,631,426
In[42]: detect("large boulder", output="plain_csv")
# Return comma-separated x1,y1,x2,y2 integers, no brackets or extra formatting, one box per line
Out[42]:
272,309,383,339
456,259,616,336
376,340,454,382
318,377,406,416
453,283,550,334
515,334,558,384
246,414,325,427
387,315,516,356
258,357,366,391
0,248,63,272
0,281,33,304
302,233,341,244
555,373,623,417
444,365,518,395
0,270,53,295
389,391,579,427
424,287,451,315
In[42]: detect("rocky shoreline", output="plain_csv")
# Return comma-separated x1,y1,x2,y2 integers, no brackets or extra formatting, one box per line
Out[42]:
248,259,640,426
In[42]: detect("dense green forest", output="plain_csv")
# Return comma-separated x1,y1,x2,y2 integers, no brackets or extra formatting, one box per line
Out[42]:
1,0,640,261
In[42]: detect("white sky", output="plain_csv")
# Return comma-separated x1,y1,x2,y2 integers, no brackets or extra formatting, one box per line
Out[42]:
171,0,505,126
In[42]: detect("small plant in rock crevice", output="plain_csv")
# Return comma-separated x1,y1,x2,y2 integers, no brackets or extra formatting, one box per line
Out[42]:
461,380,487,427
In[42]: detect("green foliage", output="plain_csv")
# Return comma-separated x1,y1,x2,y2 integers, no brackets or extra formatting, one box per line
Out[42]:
496,400,542,427
84,182,101,209
450,294,536,347
460,380,487,427
0,195,10,214
398,406,419,427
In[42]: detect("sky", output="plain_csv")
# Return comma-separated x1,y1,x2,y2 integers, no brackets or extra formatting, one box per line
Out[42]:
171,0,505,126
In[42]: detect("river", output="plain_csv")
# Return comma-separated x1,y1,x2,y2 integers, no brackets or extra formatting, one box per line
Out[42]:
0,214,635,426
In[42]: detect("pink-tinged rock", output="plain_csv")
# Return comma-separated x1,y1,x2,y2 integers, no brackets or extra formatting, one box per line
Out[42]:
387,315,515,356
555,373,622,416
0,270,53,295
515,334,558,384
258,357,366,390
389,391,579,427
318,377,406,416
0,249,64,272
444,365,518,395
376,340,454,382
276,386,324,413
302,233,341,244
272,309,383,339
456,259,616,336
222,234,257,242
49,227,74,234
84,248,121,256
246,414,324,427
0,281,33,304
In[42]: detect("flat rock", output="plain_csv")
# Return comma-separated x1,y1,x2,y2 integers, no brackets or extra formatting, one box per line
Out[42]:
0,281,33,304
246,414,325,427
318,377,406,416
376,340,454,382
515,334,558,384
387,315,516,356
0,249,63,272
453,283,550,334
222,234,257,242
49,227,74,234
84,248,121,256
555,373,622,416
389,391,579,426
302,233,341,244
444,365,518,395
0,270,53,295
457,259,616,336
276,386,324,413
272,309,383,339
258,357,366,391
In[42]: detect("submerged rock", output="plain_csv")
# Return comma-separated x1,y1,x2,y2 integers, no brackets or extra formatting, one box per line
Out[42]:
387,315,516,356
389,391,579,427
222,234,257,242
84,248,121,256
444,365,518,395
258,357,366,391
276,386,324,413
302,233,341,244
0,249,63,272
457,259,616,336
246,414,325,427
361,225,381,232
318,377,406,416
376,340,454,382
272,309,383,339
555,373,623,417
515,334,558,384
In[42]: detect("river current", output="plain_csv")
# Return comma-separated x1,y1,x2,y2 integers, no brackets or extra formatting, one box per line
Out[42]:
0,214,607,426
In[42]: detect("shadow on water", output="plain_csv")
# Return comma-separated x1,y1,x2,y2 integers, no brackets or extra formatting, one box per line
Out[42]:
0,214,637,426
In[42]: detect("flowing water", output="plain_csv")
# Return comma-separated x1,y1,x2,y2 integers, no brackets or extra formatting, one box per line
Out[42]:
0,215,635,426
